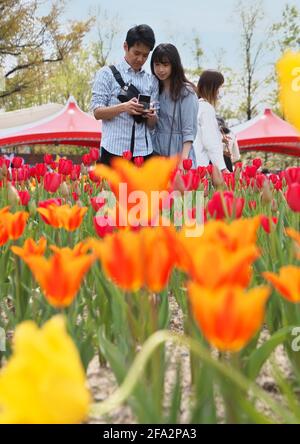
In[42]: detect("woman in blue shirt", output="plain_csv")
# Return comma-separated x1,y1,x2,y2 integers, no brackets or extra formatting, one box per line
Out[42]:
150,44,199,168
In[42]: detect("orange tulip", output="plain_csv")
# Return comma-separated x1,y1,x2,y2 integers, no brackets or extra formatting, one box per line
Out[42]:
24,250,95,308
50,241,91,257
263,266,300,303
286,227,300,259
94,156,178,225
0,206,10,216
0,224,9,247
90,226,175,292
169,217,261,272
11,237,47,258
186,244,259,288
188,282,270,352
37,205,87,231
1,211,29,240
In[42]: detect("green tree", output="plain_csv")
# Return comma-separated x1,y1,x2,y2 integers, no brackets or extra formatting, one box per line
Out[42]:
235,0,269,120
0,0,92,108
271,4,300,52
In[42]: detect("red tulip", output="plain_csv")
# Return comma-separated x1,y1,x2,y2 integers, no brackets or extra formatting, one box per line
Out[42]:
244,165,257,178
269,174,279,184
50,161,58,171
274,180,282,191
72,192,79,201
248,200,257,211
197,166,207,179
90,196,106,212
0,157,10,169
44,172,62,193
82,153,92,166
284,167,300,186
88,170,100,183
234,162,243,171
207,191,244,219
133,156,144,167
206,165,213,176
93,215,114,237
58,159,73,176
224,173,235,190
260,215,278,234
286,183,300,212
252,158,262,169
44,154,53,165
70,165,81,181
183,159,192,171
35,163,47,177
89,148,100,162
38,198,62,209
255,174,267,189
12,157,23,168
123,151,133,161
17,190,30,206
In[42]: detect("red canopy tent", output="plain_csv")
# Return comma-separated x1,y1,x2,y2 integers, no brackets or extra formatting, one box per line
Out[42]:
232,108,300,157
0,96,101,148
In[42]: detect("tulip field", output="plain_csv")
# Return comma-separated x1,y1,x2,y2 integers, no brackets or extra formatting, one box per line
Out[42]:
0,152,299,424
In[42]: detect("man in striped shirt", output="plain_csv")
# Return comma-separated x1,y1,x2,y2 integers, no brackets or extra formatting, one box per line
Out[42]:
91,24,159,165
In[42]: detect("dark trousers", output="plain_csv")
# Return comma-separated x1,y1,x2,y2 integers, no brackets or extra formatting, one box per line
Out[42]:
99,147,153,166
224,155,233,172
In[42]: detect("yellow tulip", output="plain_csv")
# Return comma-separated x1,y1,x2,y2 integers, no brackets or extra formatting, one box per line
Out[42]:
0,316,91,424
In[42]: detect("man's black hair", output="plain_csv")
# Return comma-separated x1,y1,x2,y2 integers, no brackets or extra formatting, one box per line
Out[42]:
125,24,155,50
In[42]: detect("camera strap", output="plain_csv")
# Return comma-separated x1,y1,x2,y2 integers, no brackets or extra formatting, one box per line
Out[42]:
109,65,149,157
109,65,126,88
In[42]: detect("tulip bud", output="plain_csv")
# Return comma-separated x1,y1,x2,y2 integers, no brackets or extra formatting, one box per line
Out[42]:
60,182,70,197
7,182,20,206
75,199,84,208
81,164,88,176
260,181,273,205
271,198,278,213
212,165,224,189
28,200,37,217
0,164,8,179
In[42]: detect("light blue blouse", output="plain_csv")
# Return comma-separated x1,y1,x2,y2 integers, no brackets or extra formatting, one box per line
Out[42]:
151,86,199,165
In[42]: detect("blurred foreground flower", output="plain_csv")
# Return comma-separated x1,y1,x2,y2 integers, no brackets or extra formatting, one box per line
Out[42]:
286,227,300,259
23,247,95,307
90,226,176,292
188,283,270,352
94,156,178,225
263,266,300,303
11,237,47,259
37,204,87,231
0,316,90,424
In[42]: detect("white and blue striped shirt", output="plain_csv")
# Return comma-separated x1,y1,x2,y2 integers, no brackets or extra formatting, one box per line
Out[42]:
91,59,159,157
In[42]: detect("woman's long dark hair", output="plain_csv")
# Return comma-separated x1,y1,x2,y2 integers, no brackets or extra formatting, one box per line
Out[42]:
150,43,195,101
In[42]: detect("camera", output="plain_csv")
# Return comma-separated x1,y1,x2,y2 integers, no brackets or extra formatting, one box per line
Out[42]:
138,94,151,110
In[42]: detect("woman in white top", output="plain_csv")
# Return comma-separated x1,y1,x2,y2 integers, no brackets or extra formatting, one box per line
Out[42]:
194,70,228,172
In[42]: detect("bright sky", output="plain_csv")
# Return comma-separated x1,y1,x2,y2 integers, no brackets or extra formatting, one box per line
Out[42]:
57,0,295,68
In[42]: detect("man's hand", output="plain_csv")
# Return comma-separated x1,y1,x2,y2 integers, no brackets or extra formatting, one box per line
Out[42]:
123,98,145,116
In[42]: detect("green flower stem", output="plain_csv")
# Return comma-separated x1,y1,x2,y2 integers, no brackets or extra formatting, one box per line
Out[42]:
90,330,299,423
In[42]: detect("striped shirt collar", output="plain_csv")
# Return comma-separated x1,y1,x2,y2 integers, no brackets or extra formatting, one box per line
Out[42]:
119,58,146,74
